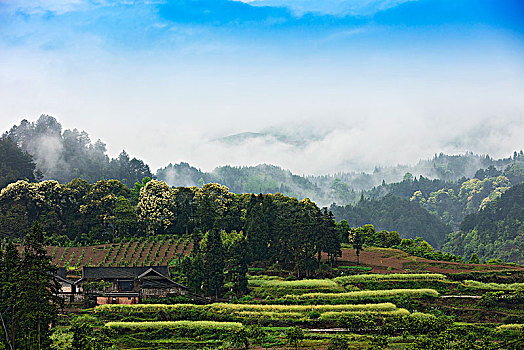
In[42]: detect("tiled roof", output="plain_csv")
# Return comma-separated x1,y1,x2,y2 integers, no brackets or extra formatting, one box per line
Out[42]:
82,266,169,279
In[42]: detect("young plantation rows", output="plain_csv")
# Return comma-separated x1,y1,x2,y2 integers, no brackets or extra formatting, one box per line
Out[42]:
47,236,192,268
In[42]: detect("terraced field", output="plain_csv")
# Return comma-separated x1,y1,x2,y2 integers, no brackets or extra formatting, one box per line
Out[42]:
47,236,192,268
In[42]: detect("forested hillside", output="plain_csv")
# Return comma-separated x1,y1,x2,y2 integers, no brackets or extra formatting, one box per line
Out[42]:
366,162,524,229
3,116,524,263
3,115,153,187
0,137,39,188
443,183,524,264
330,194,452,248
157,162,324,201
0,179,341,275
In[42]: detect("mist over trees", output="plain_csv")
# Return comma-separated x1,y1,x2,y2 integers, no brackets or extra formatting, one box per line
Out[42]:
3,115,153,187
0,137,40,188
2,115,524,263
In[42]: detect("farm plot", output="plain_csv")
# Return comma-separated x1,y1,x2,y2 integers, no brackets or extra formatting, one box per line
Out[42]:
47,236,192,268
282,288,440,304
94,302,410,325
249,277,347,297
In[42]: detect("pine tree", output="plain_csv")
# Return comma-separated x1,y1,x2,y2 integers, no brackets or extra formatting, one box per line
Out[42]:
201,230,225,299
15,223,61,349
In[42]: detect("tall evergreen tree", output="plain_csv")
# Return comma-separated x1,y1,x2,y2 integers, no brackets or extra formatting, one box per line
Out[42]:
15,223,61,349
201,229,225,299
221,230,248,296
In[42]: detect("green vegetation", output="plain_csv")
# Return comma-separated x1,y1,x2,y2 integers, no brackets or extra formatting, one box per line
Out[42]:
4,115,152,187
334,273,446,284
105,320,242,330
332,194,452,248
284,288,440,303
462,280,524,291
2,117,524,349
444,183,524,264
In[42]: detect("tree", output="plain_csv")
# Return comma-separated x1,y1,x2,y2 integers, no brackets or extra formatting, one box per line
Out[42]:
318,208,341,267
0,241,19,350
0,137,38,189
349,227,364,265
336,219,350,243
201,230,225,299
113,196,137,238
136,180,175,235
221,231,248,296
0,223,61,350
467,253,480,264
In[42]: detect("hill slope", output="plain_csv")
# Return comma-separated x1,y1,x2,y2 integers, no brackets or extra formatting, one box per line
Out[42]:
443,183,524,264
330,194,452,249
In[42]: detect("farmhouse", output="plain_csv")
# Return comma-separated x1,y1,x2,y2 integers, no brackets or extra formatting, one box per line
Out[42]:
77,266,189,305
56,267,83,305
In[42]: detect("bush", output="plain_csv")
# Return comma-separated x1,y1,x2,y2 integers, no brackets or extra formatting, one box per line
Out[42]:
327,335,351,350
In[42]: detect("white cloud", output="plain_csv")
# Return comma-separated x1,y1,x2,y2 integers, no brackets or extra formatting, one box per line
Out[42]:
0,0,88,14
234,0,418,17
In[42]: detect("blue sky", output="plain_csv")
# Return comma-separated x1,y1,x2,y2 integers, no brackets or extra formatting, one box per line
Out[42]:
1,0,523,174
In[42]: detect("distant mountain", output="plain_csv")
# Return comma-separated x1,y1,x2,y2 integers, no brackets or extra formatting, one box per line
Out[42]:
443,182,524,264
157,152,524,209
215,124,332,148
156,162,323,201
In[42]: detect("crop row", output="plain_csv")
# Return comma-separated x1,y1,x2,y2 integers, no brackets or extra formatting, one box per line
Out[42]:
48,237,191,268
96,302,400,314
248,278,341,289
94,302,409,324
462,280,524,291
106,320,242,330
283,288,440,303
334,273,447,285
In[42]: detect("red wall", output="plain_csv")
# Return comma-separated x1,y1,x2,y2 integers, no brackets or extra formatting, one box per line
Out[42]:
96,296,138,305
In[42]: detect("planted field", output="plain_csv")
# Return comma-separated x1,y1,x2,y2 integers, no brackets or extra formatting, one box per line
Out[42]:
46,236,192,268
95,302,409,324
284,288,440,304
334,273,447,284
106,320,242,330
249,277,346,297
462,280,524,291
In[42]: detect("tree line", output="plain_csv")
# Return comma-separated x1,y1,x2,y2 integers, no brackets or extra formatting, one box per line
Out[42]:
0,178,341,278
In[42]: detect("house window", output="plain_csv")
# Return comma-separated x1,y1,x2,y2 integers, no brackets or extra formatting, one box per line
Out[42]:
117,280,134,291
